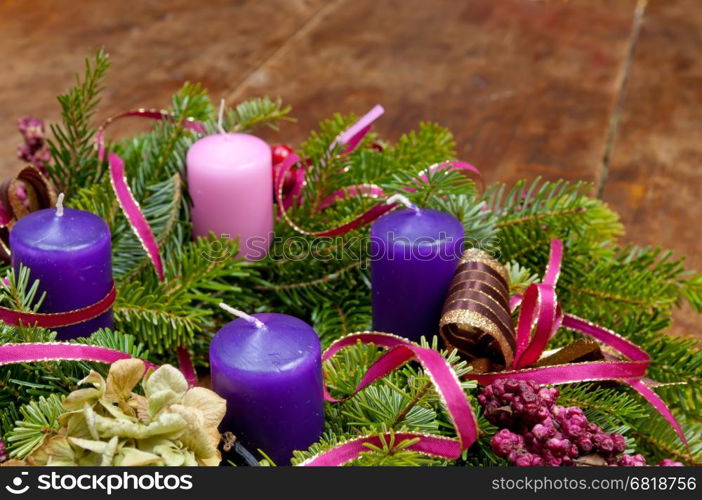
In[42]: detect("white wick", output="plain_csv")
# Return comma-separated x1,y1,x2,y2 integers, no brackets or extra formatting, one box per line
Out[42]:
386,193,420,214
56,192,65,217
217,98,226,135
219,302,266,329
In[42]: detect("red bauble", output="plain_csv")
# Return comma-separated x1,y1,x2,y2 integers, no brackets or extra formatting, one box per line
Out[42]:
271,144,298,197
271,143,294,166
369,141,384,152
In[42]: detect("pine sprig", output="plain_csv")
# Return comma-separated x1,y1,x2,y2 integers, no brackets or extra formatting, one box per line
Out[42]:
290,430,445,466
47,48,110,194
627,332,702,417
557,384,648,432
5,394,64,459
486,179,623,265
225,96,293,132
113,235,252,355
630,411,702,465
682,273,702,313
0,265,45,314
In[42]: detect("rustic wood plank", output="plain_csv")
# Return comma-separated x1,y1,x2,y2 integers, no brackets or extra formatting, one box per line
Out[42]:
0,0,325,177
227,0,638,187
602,0,702,335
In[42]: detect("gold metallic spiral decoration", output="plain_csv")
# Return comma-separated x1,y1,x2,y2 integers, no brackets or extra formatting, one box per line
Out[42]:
439,248,516,371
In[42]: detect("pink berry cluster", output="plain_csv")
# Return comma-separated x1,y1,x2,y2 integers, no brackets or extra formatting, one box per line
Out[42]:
478,379,683,467
17,116,51,174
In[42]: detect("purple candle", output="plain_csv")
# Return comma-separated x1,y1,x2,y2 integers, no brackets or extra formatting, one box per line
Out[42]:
371,196,464,342
10,197,113,340
210,306,324,464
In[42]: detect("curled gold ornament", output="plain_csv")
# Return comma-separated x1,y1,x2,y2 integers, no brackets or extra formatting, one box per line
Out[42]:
439,248,516,370
0,165,57,263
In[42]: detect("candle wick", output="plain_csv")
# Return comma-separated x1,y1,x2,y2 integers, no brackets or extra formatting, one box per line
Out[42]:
386,193,420,214
219,302,266,329
217,98,226,135
56,192,65,217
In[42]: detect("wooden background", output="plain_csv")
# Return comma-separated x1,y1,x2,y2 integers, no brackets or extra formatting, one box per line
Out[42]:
0,0,699,335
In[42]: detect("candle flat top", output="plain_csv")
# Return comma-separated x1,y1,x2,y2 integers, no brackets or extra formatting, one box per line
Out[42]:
11,207,111,252
371,208,464,245
210,313,321,375
186,132,271,170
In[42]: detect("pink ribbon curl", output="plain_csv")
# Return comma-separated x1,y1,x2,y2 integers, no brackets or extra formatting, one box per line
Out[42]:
95,109,204,282
466,239,688,446
302,240,688,465
95,109,204,387
299,332,478,466
275,105,482,237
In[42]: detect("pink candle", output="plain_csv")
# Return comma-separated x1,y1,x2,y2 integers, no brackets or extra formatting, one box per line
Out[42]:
186,133,273,260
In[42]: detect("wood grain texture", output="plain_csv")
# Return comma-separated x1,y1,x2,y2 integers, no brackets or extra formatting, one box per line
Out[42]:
0,0,325,175
227,0,637,186
602,0,702,334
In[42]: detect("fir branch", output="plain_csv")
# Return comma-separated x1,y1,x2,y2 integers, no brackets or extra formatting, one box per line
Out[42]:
291,430,445,466
626,332,702,418
260,261,363,292
0,265,45,313
485,179,623,268
557,384,647,432
310,299,371,348
557,246,693,332
114,235,253,355
505,261,540,295
6,394,64,459
432,198,497,247
630,413,702,465
47,48,110,194
352,432,445,466
113,281,204,355
226,96,294,132
680,272,702,313
391,381,433,429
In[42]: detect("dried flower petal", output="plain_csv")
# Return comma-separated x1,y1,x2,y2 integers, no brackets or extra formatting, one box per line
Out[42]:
182,387,227,429
20,362,226,466
144,365,188,400
105,359,145,406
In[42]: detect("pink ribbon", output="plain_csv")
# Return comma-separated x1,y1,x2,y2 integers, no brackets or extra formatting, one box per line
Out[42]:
0,280,155,378
333,104,385,153
95,109,204,385
0,284,116,328
176,346,198,388
0,342,157,372
299,332,478,466
466,239,688,445
95,109,203,281
107,153,165,281
275,104,482,237
303,240,688,465
299,433,462,467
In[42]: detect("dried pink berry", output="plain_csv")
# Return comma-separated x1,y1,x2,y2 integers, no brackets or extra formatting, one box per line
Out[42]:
617,454,647,466
658,459,684,467
478,378,677,467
